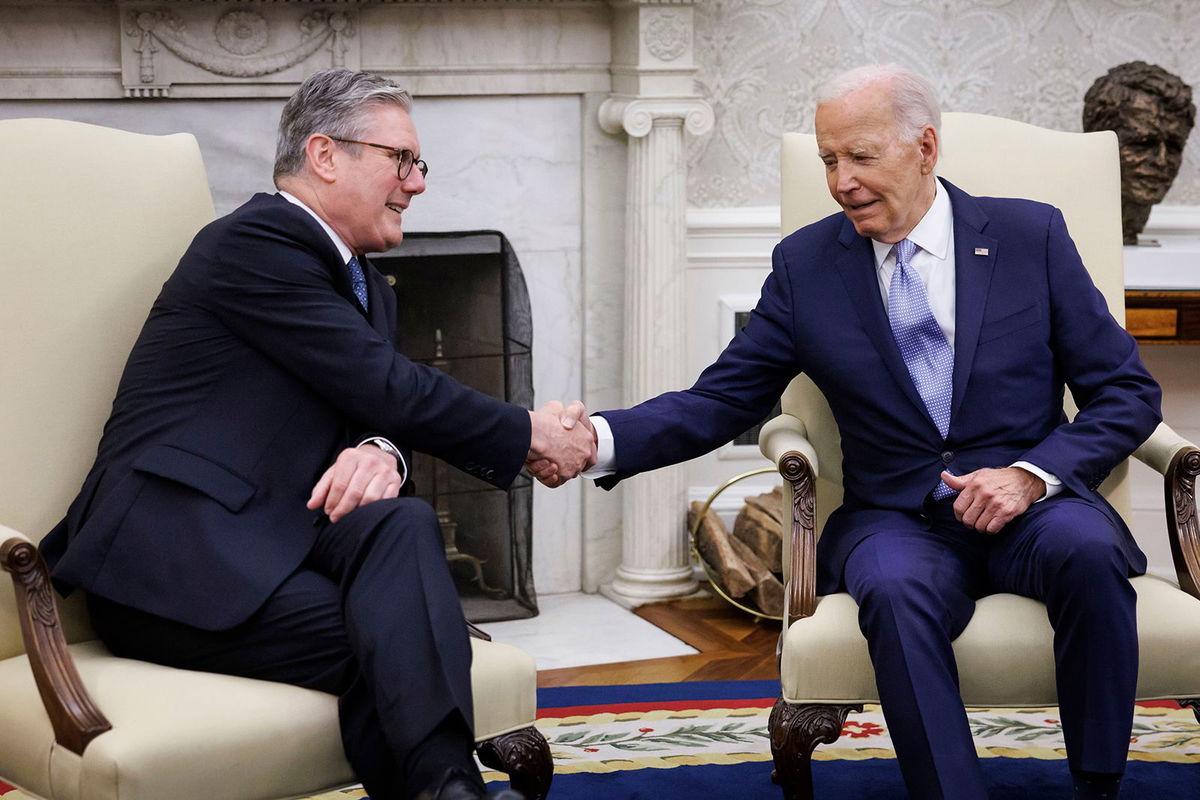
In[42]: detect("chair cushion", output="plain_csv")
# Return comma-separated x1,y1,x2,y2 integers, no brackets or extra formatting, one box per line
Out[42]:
0,638,536,800
781,575,1200,707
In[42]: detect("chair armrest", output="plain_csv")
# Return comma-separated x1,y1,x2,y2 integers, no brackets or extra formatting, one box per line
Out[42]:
1134,424,1200,599
759,416,819,630
1,526,111,754
1134,422,1195,475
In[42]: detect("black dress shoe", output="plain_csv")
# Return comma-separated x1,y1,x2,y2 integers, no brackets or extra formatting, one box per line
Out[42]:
1072,770,1122,799
419,767,526,800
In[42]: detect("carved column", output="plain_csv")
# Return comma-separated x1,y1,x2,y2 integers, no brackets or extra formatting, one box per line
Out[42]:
598,1,712,606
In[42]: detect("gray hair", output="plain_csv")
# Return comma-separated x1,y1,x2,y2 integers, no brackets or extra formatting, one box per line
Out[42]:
816,63,941,141
273,69,413,181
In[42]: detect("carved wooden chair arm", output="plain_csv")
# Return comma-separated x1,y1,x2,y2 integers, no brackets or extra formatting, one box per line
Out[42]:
1134,423,1200,599
466,620,492,641
759,416,820,630
1,527,111,755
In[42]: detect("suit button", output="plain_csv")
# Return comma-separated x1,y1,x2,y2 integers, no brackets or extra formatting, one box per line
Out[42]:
941,450,954,464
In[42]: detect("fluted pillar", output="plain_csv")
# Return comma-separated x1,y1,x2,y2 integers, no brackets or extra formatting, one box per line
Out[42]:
596,0,713,606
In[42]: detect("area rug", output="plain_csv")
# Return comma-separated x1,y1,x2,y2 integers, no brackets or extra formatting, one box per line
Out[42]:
9,681,1190,800
286,679,1200,799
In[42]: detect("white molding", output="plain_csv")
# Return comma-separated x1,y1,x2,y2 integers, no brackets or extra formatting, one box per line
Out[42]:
686,205,778,269
687,479,780,520
1144,205,1200,236
687,204,1200,286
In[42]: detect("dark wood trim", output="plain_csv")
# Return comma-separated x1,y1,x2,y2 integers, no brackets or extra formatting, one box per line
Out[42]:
1,536,110,755
769,699,861,800
1164,447,1200,599
1126,290,1200,344
476,725,553,800
779,451,817,629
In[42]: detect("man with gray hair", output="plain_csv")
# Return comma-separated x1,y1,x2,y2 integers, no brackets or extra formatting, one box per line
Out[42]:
41,69,596,799
544,63,1161,799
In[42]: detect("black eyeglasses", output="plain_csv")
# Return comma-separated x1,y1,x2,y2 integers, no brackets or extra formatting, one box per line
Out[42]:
328,137,428,180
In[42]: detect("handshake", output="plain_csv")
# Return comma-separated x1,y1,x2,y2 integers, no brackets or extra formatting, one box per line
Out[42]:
525,400,598,488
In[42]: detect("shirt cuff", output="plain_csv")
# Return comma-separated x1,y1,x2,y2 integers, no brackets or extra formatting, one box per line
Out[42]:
1011,460,1062,502
358,436,408,488
582,415,617,478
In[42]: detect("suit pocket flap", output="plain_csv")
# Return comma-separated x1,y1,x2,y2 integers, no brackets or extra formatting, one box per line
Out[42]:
979,303,1042,343
131,445,256,512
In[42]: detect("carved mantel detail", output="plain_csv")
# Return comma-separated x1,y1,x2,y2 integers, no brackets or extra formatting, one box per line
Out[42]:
597,96,713,138
119,2,359,98
643,10,689,62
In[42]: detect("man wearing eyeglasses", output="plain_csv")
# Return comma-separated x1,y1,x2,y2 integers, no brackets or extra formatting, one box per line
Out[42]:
41,69,592,800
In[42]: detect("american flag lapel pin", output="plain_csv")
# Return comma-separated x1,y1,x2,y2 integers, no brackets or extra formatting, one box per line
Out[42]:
974,247,989,256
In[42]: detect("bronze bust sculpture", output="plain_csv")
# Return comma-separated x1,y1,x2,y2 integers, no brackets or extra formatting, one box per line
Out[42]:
1083,61,1195,245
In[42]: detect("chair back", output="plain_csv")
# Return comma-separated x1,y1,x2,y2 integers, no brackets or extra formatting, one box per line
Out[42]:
0,119,214,658
779,112,1130,537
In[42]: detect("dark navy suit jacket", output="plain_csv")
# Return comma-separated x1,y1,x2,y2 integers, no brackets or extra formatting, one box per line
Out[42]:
41,192,531,630
598,179,1162,593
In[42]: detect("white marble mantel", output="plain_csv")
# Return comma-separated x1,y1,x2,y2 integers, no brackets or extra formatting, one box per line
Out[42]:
0,0,711,602
0,0,615,99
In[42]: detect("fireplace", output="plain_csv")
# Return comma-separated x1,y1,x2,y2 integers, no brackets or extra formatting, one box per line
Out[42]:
375,231,536,622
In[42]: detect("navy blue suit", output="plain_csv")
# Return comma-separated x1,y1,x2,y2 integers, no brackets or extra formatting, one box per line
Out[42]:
41,192,531,797
598,180,1162,796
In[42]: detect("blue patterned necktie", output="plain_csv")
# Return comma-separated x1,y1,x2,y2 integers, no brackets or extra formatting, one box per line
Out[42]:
887,239,955,499
347,256,368,312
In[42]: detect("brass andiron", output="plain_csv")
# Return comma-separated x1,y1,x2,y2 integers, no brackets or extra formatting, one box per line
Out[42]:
430,329,506,598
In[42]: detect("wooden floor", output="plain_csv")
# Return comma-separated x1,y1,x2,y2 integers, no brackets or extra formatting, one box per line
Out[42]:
536,594,781,687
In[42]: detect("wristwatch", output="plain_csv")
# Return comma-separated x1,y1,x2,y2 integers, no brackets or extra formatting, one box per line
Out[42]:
358,436,403,471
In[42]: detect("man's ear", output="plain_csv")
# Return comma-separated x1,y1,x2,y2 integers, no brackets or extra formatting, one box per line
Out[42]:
305,134,338,183
919,125,939,175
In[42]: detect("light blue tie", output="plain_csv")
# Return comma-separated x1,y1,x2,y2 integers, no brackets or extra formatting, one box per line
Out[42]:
887,239,955,499
347,256,368,312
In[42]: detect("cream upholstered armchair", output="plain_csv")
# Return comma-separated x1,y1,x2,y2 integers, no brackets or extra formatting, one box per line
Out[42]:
759,112,1200,799
0,119,551,800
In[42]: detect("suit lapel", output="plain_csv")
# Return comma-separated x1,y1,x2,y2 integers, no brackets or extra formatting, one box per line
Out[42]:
270,193,369,318
834,218,937,429
943,181,998,428
361,257,393,337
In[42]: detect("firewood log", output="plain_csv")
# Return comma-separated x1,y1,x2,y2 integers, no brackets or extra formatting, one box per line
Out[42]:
733,489,784,572
727,534,785,617
688,501,754,598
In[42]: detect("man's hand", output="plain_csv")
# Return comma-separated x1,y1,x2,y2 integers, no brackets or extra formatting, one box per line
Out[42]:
942,467,1045,534
526,400,597,488
307,445,403,523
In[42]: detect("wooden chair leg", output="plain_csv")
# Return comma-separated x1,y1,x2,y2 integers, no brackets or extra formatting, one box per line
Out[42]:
769,698,860,800
1179,698,1200,724
476,726,553,800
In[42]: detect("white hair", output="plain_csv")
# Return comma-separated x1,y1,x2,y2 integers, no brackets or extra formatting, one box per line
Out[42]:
816,63,941,141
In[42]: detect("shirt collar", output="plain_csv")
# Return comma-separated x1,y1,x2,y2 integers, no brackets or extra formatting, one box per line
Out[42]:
870,178,953,267
278,190,355,265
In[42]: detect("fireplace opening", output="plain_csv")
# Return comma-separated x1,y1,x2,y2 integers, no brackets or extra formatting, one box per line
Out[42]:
375,231,536,622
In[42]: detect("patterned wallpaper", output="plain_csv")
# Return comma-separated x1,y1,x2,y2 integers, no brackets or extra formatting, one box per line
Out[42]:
688,0,1200,208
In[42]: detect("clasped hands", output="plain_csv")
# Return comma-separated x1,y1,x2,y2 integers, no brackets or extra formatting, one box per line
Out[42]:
526,400,598,488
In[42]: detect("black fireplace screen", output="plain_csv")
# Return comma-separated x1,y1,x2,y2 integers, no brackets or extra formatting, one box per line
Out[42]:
374,231,536,622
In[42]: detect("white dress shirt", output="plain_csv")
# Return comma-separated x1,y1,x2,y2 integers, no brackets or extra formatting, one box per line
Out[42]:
278,190,408,486
587,179,1060,499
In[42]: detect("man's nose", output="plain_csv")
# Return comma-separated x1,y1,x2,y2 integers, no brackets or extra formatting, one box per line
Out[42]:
836,163,860,194
403,169,426,195
1154,140,1171,167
